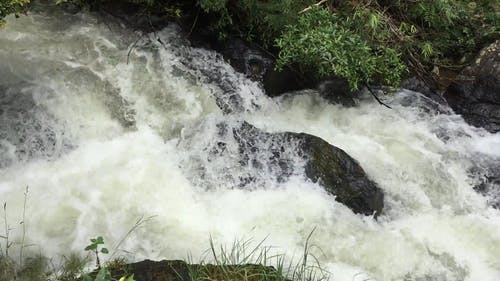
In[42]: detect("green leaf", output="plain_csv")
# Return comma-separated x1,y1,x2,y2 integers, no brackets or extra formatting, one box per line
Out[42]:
101,248,109,254
85,244,97,251
95,268,111,281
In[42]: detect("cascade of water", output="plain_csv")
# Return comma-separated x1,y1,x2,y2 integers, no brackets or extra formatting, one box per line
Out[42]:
0,7,499,281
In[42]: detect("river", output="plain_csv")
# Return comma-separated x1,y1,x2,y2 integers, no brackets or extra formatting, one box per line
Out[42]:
1,4,500,281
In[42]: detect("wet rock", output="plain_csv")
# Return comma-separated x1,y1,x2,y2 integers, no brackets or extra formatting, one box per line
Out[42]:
199,121,384,216
220,39,273,82
400,77,447,105
108,260,282,281
64,67,136,129
158,32,265,115
470,162,500,209
317,78,356,106
0,82,71,167
298,134,384,216
59,2,82,14
262,65,310,98
444,40,500,133
395,90,452,115
98,1,171,33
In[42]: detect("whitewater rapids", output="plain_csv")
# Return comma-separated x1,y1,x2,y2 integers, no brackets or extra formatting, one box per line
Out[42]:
1,4,500,281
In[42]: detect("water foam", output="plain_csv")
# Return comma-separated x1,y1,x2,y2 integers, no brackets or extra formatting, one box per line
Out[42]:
0,7,499,281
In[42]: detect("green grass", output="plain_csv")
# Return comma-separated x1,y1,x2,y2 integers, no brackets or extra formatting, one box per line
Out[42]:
1,190,329,281
186,229,329,281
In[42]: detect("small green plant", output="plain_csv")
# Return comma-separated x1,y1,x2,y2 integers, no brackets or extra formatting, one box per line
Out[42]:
85,236,109,269
82,267,111,281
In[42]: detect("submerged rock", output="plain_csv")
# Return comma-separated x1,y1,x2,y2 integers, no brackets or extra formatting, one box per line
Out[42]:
444,40,500,133
187,121,384,216
0,82,71,167
400,77,447,105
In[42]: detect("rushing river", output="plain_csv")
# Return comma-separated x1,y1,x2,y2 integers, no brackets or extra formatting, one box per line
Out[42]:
1,4,500,281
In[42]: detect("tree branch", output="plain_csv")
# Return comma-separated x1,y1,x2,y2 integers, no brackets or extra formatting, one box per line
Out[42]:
364,83,392,109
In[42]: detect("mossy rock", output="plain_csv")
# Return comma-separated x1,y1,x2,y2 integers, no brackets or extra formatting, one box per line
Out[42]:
231,122,384,217
295,133,384,217
108,260,284,281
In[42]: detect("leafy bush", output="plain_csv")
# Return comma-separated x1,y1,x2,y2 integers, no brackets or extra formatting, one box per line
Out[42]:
332,0,499,78
1,0,497,92
276,7,406,90
189,0,498,89
0,0,30,25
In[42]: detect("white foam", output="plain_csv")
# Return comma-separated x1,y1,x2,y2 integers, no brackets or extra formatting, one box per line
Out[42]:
0,9,499,281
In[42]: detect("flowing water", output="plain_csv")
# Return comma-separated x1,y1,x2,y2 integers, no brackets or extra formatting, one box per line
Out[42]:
1,4,500,281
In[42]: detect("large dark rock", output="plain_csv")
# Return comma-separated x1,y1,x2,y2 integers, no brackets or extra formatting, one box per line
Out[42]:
297,132,384,216
213,39,313,97
444,41,500,133
107,260,281,281
316,78,356,106
196,121,384,216
219,39,273,82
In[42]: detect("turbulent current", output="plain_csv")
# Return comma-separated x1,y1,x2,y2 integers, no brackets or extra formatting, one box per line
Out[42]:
1,5,500,281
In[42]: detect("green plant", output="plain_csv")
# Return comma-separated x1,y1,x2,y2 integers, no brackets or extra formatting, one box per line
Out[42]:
276,7,406,91
85,236,109,269
0,0,30,25
83,267,111,281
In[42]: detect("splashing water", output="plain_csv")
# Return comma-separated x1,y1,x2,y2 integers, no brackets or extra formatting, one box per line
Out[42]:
0,5,499,281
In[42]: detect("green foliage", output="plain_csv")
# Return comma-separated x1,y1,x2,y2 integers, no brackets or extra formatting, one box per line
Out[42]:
276,7,406,90
83,267,111,281
85,236,109,269
197,0,226,12
232,0,316,46
188,0,497,90
333,0,499,74
85,236,109,254
0,0,30,26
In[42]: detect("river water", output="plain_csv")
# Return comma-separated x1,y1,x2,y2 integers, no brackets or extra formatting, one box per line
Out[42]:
1,5,500,281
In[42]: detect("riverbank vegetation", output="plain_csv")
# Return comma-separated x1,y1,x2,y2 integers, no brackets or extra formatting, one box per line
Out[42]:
1,0,498,91
1,232,327,281
1,191,326,281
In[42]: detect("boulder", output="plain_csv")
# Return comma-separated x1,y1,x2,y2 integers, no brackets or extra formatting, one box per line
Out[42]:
316,78,356,106
209,122,384,216
219,39,273,82
444,41,500,133
297,132,384,216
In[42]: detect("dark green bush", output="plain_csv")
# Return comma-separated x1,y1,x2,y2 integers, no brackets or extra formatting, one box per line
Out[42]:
0,0,30,24
276,7,406,90
2,0,498,93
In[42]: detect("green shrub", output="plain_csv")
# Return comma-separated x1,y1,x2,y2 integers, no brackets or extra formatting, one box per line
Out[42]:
2,0,497,92
276,7,406,90
0,0,30,25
